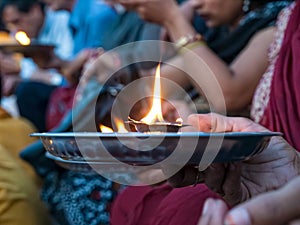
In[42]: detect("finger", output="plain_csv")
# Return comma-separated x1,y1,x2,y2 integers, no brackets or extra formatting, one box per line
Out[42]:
198,198,229,225
225,177,300,225
167,166,204,187
221,163,243,206
187,113,267,133
204,163,226,195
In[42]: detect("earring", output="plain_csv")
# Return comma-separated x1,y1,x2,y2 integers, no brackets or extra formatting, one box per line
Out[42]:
243,0,250,13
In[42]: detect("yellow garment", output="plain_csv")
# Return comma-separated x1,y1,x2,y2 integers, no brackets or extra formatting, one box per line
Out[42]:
0,144,50,225
0,107,51,224
0,107,39,184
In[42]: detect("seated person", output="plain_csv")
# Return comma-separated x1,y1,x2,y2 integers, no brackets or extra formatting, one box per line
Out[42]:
0,0,74,131
0,78,51,225
184,113,300,225
108,1,292,224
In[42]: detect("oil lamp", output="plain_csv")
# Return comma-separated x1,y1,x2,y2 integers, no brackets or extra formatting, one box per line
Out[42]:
127,64,187,133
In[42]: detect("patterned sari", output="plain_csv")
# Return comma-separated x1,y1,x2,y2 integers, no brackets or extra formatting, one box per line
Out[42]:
251,0,300,151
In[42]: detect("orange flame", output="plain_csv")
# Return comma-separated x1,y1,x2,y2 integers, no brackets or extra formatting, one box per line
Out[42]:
141,64,164,124
100,125,113,133
15,31,30,45
114,118,128,133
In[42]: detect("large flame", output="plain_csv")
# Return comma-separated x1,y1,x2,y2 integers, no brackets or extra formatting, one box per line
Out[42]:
15,31,30,45
141,64,164,124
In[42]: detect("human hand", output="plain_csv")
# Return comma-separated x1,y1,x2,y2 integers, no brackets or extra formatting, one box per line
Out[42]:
81,49,120,85
162,100,192,124
59,49,94,84
0,52,21,75
180,0,197,22
166,113,300,206
198,175,300,225
1,74,21,96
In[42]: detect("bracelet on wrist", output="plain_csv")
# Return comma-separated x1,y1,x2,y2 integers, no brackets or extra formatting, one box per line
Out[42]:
175,33,205,49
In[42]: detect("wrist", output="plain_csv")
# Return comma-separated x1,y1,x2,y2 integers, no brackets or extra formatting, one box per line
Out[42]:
163,5,185,33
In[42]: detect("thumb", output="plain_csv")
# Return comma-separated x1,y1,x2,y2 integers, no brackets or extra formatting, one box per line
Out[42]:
225,176,300,225
187,113,227,132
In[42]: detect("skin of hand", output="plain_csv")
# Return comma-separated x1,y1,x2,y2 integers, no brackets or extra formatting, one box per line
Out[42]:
166,113,300,206
81,49,120,85
159,0,196,42
0,52,21,75
162,99,193,124
117,0,273,112
198,176,300,225
60,49,95,85
1,74,22,96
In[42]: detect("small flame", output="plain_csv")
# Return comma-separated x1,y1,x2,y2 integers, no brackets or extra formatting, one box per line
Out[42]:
15,31,30,45
141,64,164,124
100,124,113,133
176,118,183,124
114,118,128,133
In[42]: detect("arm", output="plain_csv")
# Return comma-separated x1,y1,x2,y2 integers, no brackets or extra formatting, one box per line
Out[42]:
199,176,300,225
166,113,300,206
118,0,274,112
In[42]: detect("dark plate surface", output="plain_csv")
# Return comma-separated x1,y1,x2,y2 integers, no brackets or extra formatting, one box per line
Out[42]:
32,132,281,167
0,43,54,55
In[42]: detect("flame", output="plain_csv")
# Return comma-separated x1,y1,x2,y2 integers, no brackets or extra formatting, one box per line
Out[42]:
141,64,164,124
100,125,113,133
15,31,30,45
114,118,128,133
176,118,183,124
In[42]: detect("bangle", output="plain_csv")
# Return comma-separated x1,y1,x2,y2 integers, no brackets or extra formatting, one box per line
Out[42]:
178,41,206,55
174,33,205,50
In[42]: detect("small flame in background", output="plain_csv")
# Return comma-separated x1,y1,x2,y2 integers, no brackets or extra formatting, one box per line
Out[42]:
114,118,128,133
100,125,113,133
15,31,30,45
99,118,129,133
140,63,165,124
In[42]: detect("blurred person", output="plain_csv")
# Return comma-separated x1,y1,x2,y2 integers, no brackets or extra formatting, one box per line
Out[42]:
162,1,300,224
183,113,300,225
69,0,120,54
0,0,75,131
116,0,292,114
0,77,51,225
109,1,293,225
43,0,75,12
18,5,148,225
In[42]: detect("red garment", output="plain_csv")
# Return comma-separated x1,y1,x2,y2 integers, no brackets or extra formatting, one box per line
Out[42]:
260,0,300,151
110,184,172,225
45,85,76,131
110,184,222,225
150,184,221,225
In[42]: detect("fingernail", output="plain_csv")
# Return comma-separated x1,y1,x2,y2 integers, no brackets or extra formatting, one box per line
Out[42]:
225,208,251,225
202,198,214,215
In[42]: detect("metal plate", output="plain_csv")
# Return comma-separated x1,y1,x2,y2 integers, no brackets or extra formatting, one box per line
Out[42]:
32,131,281,167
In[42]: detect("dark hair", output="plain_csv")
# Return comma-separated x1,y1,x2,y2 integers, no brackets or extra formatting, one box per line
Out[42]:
250,0,294,7
0,0,45,20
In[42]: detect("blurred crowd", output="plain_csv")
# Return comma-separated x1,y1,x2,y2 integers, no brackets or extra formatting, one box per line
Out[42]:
0,0,299,225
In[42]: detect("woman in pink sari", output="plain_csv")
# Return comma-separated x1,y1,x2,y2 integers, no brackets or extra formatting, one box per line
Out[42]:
251,0,300,151
110,1,295,225
196,2,300,223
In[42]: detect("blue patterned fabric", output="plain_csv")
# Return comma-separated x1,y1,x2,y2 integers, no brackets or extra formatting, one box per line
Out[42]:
41,171,117,225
